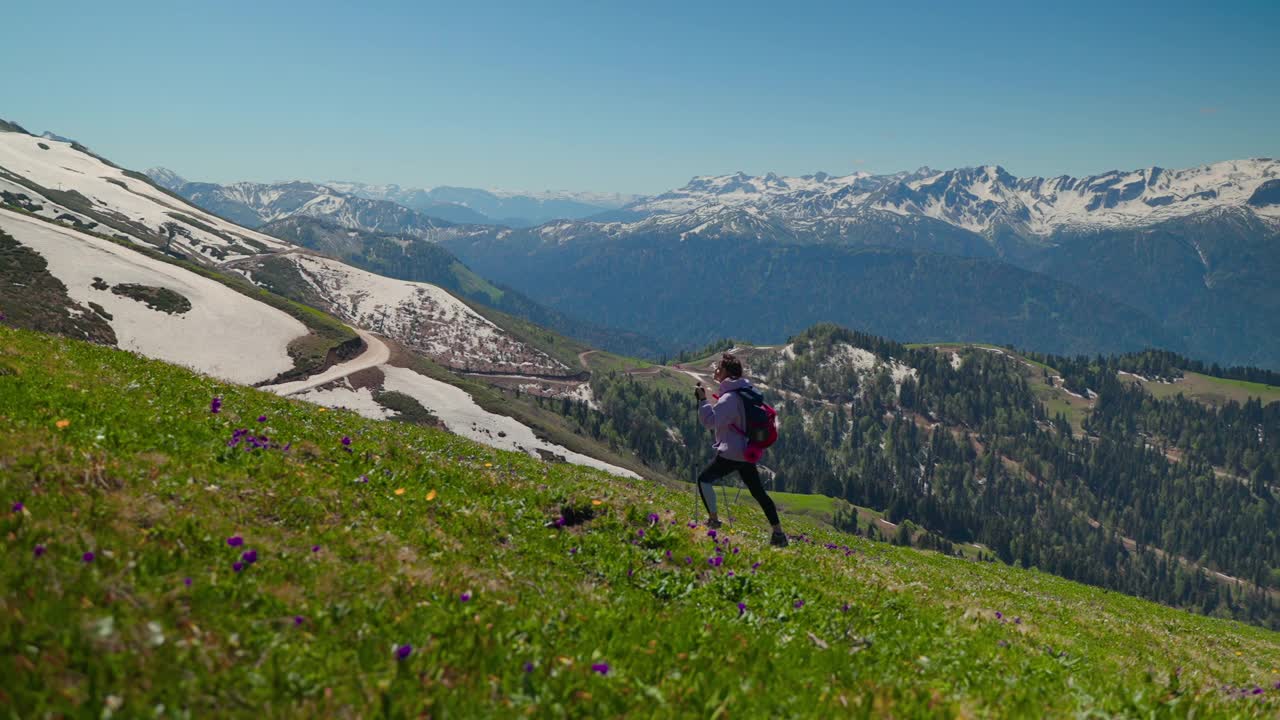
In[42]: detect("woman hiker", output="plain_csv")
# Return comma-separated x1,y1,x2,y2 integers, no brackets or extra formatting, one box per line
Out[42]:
695,352,788,547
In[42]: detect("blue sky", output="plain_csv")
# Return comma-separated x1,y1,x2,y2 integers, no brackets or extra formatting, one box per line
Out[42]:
2,0,1276,193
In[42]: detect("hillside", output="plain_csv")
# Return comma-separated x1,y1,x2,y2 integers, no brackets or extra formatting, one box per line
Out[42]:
544,326,1280,628
0,124,648,481
257,215,668,359
3,326,1280,717
442,233,1177,358
0,131,289,264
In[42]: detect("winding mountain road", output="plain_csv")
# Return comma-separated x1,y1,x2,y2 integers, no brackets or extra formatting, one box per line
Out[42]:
263,328,390,396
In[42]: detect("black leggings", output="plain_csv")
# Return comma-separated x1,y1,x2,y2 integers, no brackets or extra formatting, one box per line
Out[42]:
697,455,780,527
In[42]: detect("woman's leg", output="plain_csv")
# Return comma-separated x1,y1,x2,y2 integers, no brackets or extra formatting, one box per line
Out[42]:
697,456,735,520
736,462,781,527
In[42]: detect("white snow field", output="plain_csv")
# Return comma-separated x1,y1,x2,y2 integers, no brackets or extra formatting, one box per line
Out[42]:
280,253,573,376
1,209,308,383
0,130,290,262
293,382,395,420
378,364,638,478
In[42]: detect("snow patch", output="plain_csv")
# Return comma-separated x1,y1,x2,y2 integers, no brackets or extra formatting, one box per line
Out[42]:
1,209,305,383
294,382,395,420
379,364,637,478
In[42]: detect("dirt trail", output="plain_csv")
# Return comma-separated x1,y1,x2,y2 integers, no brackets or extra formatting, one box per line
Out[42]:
263,329,390,396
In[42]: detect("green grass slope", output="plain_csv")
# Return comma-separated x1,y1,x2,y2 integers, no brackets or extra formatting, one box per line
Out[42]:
1130,371,1280,407
2,326,1280,718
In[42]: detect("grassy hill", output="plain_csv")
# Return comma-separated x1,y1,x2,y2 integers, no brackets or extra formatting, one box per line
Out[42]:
1124,370,1280,408
2,326,1280,717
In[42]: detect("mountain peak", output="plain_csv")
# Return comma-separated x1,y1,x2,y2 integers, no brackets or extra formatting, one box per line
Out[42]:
145,167,188,191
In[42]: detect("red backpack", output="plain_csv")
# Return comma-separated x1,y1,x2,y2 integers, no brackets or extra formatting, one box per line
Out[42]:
730,387,778,463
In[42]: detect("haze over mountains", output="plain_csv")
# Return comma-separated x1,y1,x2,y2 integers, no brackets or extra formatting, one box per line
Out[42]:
148,168,636,228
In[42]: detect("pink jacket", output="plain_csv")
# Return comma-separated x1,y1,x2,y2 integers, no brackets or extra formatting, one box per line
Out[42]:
698,377,752,462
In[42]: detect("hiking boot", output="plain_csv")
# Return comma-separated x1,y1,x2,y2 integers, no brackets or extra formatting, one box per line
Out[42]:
770,530,789,548
706,518,723,529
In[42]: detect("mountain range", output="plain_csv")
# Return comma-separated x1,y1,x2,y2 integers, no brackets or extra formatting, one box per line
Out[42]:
108,149,1280,371
441,161,1280,368
148,168,635,228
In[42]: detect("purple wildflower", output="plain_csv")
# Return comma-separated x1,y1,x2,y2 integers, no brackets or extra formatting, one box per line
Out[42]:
842,603,850,613
1014,617,1022,624
1252,688,1263,695
341,436,352,447
184,577,192,587
995,611,1003,620
751,561,761,570
11,501,23,513
82,551,95,563
210,396,222,414
647,513,660,524
738,602,747,616
732,547,739,554
294,615,304,626
257,415,267,423
460,591,472,603
591,662,610,675
793,599,805,609
241,550,258,565
311,545,321,553
33,544,46,558
637,529,645,538
707,529,717,539
570,547,578,556
685,557,692,565
396,644,413,660
232,561,244,572
664,550,672,559
227,535,244,547
553,516,566,528
523,661,535,673
356,475,369,484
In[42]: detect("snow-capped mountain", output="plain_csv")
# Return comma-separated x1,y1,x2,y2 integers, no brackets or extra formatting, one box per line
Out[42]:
0,130,291,264
146,171,480,242
145,166,187,192
325,181,639,227
567,159,1280,245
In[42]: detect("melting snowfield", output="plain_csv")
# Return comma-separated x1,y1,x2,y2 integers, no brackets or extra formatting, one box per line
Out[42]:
286,254,573,376
1,210,306,383
294,383,395,420
378,364,638,478
0,131,289,261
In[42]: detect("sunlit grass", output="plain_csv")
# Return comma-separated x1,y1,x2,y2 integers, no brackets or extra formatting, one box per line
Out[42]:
2,326,1279,717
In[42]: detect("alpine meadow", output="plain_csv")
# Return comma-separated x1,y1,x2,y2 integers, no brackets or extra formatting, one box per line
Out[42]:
2,1,1279,717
